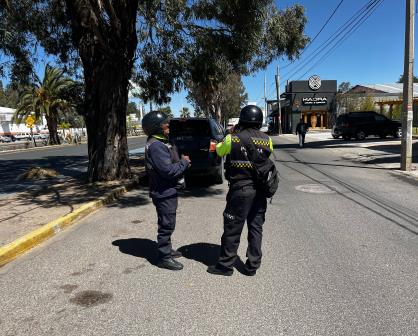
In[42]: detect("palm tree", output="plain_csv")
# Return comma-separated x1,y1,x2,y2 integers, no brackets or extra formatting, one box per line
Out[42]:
180,107,191,118
13,65,76,144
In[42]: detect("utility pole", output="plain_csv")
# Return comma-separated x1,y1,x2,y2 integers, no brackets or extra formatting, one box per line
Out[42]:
275,65,282,134
401,0,414,171
264,74,267,123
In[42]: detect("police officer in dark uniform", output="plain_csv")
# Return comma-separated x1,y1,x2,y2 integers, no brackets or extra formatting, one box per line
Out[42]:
207,105,273,276
142,111,191,271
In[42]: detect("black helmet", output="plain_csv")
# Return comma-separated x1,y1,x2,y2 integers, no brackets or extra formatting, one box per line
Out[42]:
239,105,263,128
141,110,169,136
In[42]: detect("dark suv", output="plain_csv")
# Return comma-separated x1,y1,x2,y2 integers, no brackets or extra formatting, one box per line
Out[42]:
332,111,402,140
169,118,225,183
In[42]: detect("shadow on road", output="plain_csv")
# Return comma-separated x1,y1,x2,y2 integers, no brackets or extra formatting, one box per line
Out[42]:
275,137,417,168
178,243,250,275
178,243,220,266
107,187,150,209
273,137,405,151
180,176,225,198
135,174,224,199
112,238,158,265
277,159,398,170
0,155,88,195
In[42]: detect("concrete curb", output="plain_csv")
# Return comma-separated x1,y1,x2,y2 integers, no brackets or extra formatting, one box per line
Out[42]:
0,143,75,155
0,172,145,267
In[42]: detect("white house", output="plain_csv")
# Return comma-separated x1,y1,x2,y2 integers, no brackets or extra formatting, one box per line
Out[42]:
0,106,47,135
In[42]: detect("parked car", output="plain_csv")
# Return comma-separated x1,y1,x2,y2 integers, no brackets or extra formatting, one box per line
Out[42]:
332,111,402,140
14,133,32,141
0,135,12,143
169,117,225,184
32,134,48,140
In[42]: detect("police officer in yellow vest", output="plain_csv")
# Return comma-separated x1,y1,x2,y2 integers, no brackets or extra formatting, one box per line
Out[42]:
207,105,273,276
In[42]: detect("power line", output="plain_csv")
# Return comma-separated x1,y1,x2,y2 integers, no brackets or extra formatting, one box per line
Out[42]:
281,0,381,84
266,0,382,99
296,0,384,81
280,0,345,70
282,0,379,81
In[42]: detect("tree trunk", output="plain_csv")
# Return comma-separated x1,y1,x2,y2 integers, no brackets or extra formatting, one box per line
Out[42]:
46,114,60,145
84,62,131,181
65,0,139,182
215,104,222,123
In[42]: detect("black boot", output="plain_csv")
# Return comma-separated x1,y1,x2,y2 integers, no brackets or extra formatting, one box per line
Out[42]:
157,258,183,271
171,249,182,259
243,261,257,276
242,267,256,276
207,264,233,276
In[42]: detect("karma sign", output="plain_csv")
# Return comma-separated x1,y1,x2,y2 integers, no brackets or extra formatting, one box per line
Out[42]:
302,97,328,105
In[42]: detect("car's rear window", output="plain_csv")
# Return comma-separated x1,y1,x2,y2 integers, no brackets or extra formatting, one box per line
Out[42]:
170,120,211,137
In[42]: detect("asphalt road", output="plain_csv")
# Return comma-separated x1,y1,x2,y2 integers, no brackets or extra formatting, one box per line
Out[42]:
0,136,147,195
1,135,418,335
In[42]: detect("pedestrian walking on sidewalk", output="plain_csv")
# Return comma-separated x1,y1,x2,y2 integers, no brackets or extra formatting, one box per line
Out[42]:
142,111,191,271
74,132,81,145
295,118,309,148
207,105,276,277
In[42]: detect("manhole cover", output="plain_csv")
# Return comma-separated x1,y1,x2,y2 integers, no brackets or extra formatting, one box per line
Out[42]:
295,184,336,194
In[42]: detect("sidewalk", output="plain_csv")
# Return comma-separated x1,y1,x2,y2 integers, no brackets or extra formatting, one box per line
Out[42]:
0,156,145,249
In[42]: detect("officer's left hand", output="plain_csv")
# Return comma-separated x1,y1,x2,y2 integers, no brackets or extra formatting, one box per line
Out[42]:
182,155,191,166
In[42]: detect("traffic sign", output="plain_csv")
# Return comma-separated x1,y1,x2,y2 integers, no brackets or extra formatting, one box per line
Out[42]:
26,116,35,127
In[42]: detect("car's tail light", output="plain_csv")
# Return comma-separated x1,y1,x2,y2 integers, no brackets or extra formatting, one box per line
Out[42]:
209,139,217,152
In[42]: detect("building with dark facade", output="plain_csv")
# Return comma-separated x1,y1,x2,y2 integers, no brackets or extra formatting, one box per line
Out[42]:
269,76,337,134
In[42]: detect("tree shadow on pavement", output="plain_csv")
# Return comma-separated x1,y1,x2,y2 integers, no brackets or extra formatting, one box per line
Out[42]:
112,238,158,265
273,139,359,150
0,155,88,195
107,188,151,208
367,141,418,154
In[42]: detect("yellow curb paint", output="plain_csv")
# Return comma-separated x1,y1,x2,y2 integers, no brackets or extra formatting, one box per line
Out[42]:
0,181,137,267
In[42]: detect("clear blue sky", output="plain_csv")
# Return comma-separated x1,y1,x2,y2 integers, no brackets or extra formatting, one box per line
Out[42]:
173,0,409,115
0,0,411,117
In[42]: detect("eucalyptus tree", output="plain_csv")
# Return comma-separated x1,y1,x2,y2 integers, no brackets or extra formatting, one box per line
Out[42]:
187,72,247,125
1,0,308,181
13,65,76,144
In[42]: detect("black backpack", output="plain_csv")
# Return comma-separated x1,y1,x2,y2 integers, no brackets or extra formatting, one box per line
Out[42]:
236,133,279,198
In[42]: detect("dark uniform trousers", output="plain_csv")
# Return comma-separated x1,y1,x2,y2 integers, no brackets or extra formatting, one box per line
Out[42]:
218,185,267,271
152,196,178,260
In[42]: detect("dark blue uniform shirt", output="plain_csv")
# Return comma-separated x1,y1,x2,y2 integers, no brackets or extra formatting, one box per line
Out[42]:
146,138,189,199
